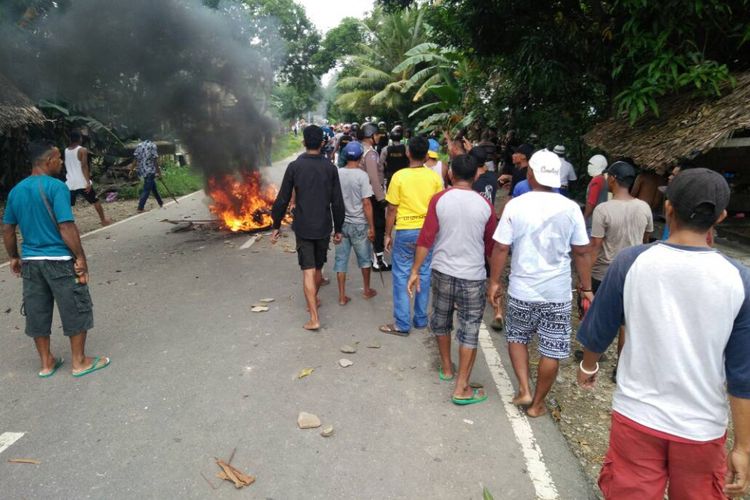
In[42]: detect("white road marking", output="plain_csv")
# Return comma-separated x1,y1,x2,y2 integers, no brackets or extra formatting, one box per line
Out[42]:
0,432,25,455
479,323,559,499
239,235,259,250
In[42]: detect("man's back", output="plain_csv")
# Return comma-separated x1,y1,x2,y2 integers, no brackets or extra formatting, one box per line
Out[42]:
591,198,653,280
631,171,666,211
386,167,443,230
579,243,750,441
274,153,343,240
495,191,588,302
4,176,74,258
337,167,373,225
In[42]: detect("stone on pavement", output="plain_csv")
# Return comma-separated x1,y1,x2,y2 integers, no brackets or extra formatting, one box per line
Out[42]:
297,412,322,429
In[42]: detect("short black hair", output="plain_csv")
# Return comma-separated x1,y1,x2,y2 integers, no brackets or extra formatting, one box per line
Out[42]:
407,135,429,161
29,140,56,165
451,154,478,181
303,125,324,149
69,130,82,143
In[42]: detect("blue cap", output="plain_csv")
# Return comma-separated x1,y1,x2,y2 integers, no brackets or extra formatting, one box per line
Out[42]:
428,138,440,159
343,141,364,161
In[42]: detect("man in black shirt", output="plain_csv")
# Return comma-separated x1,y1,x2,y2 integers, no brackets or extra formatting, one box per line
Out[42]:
272,125,345,331
499,143,534,198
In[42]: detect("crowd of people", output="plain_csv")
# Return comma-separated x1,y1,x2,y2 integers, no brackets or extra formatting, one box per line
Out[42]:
3,118,749,498
268,121,750,498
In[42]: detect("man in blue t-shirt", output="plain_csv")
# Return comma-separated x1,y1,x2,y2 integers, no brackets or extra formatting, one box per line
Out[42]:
3,141,110,378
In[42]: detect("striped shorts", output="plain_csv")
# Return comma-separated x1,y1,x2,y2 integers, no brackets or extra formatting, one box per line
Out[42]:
505,297,572,359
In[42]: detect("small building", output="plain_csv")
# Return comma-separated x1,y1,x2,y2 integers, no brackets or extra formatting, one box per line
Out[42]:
0,73,46,194
584,72,750,213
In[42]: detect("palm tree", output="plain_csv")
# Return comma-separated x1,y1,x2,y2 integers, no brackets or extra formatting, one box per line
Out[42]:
392,42,475,131
335,7,427,121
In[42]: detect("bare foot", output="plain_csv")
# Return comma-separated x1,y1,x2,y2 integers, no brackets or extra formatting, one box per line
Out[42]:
339,296,351,306
101,218,112,226
303,320,320,331
526,404,548,418
362,289,377,299
512,392,533,406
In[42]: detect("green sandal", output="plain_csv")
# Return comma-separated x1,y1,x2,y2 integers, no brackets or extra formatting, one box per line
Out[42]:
38,358,64,378
439,362,456,381
452,388,488,406
72,356,111,378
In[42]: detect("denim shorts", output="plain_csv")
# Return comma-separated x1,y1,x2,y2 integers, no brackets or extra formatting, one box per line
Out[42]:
22,260,94,337
333,222,372,273
505,296,572,359
429,269,486,349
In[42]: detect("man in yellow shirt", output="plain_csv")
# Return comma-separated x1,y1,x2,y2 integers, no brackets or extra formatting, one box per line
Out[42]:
379,136,444,335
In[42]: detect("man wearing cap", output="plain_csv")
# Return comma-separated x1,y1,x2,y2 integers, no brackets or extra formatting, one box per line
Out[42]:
359,122,389,271
553,145,577,197
489,150,593,417
576,168,750,499
334,141,378,306
425,138,447,186
584,154,609,232
499,143,534,200
588,161,653,381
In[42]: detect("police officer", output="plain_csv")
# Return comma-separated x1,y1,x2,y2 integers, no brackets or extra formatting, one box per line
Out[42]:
359,123,389,271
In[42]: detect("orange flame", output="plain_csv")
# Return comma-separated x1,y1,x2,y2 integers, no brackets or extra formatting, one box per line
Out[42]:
207,171,281,232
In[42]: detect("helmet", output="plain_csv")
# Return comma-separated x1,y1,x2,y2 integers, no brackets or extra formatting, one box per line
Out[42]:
361,122,379,139
378,121,387,129
389,125,403,142
587,154,608,177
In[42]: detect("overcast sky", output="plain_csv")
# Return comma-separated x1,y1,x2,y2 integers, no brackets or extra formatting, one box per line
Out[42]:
297,0,374,34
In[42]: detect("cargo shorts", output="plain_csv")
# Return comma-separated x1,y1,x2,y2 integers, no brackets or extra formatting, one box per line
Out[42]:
21,260,94,337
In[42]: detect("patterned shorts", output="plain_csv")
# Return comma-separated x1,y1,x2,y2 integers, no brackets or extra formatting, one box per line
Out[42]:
505,296,572,359
429,269,486,349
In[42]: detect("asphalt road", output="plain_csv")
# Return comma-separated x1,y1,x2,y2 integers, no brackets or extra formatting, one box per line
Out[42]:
0,156,595,499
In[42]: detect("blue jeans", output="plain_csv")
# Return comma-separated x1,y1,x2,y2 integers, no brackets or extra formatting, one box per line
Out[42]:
138,173,163,210
392,229,432,332
333,223,372,272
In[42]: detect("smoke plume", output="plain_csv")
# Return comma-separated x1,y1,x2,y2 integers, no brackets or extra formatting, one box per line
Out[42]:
0,0,276,175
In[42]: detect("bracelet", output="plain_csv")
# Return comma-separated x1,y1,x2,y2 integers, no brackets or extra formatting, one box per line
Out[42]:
580,289,593,293
579,360,599,375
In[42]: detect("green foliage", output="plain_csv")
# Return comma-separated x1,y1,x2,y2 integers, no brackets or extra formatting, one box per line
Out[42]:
483,486,494,500
117,162,203,199
312,17,363,74
271,131,304,162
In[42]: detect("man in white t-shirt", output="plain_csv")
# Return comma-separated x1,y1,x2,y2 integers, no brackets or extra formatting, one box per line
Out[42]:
553,145,577,198
489,150,593,417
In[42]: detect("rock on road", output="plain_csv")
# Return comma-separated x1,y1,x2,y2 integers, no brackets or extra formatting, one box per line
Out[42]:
0,156,594,499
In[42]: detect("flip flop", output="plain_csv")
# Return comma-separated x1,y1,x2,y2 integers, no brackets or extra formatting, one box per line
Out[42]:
490,317,504,331
379,324,409,337
72,356,111,378
452,388,488,406
439,362,456,381
38,358,64,378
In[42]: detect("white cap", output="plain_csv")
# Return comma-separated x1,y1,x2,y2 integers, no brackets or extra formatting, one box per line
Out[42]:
587,154,608,176
529,150,562,188
553,145,566,155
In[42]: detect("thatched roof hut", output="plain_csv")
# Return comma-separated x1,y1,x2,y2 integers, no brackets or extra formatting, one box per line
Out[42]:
0,73,45,134
584,72,750,174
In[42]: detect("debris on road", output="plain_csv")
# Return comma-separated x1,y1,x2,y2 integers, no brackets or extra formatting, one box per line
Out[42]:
251,306,269,313
297,412,322,429
215,459,255,488
4,307,11,314
463,419,474,425
297,367,314,379
260,298,275,303
8,459,40,464
338,358,353,368
367,341,381,349
169,221,195,233
340,344,357,354
321,425,334,437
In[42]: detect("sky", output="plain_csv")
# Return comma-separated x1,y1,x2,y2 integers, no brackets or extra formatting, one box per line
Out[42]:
297,0,374,34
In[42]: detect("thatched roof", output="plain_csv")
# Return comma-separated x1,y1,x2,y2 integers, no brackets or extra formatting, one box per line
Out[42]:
0,73,46,133
584,72,750,173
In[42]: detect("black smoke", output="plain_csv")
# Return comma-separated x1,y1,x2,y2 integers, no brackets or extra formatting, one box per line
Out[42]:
0,0,276,175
